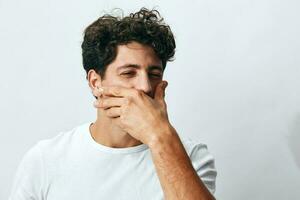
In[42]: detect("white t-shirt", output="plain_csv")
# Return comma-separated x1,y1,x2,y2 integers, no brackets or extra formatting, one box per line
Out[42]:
9,122,217,200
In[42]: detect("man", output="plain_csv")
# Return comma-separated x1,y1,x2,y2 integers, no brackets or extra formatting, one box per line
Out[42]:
9,8,217,200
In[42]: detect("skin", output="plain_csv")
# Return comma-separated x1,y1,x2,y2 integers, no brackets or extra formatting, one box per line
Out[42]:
88,41,165,147
88,41,215,200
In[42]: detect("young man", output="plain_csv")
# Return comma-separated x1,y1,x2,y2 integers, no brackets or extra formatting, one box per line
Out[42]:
9,8,217,200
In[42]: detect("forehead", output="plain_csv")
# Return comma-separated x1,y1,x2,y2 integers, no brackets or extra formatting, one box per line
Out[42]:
109,41,163,71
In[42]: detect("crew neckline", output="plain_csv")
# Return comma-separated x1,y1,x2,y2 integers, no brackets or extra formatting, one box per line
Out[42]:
81,121,149,154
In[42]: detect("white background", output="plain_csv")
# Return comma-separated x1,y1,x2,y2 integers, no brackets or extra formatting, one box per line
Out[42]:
1,0,299,199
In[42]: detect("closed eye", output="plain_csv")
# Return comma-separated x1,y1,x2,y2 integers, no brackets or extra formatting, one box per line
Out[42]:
150,74,162,77
121,72,161,78
122,72,135,75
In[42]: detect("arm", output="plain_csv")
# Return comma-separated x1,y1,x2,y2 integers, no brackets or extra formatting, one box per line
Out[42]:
95,83,217,198
148,124,216,200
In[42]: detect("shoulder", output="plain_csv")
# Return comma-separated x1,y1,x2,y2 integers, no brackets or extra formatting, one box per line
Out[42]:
180,137,217,170
17,122,88,166
181,137,218,195
18,122,90,169
37,122,89,154
9,123,87,199
181,137,211,158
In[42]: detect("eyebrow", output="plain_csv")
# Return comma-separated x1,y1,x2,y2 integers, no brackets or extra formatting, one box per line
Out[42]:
117,64,163,72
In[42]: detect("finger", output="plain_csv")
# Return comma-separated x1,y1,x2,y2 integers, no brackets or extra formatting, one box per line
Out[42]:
100,86,133,98
96,97,125,110
92,95,113,108
92,86,104,98
103,107,121,118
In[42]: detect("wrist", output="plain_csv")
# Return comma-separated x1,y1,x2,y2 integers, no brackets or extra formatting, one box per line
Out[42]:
147,123,177,149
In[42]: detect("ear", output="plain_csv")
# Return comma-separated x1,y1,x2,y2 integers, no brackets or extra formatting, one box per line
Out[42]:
87,69,102,98
154,80,168,101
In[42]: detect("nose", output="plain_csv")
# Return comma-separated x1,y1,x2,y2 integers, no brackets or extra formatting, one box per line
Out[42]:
134,73,153,97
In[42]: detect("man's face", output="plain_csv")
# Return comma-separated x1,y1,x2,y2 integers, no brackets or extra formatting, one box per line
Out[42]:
98,41,164,99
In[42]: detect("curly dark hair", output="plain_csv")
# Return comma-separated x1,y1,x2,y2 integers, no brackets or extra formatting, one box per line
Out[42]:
81,7,176,81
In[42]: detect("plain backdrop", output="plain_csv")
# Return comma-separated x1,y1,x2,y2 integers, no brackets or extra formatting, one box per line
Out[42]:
1,0,300,199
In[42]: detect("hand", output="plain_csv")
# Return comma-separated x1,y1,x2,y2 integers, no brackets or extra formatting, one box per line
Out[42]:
92,81,171,145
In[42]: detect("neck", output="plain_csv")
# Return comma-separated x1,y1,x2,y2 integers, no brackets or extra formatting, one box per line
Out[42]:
89,109,143,148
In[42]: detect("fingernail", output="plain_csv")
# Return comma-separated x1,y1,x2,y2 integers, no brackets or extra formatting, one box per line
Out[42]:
93,101,98,107
98,87,104,93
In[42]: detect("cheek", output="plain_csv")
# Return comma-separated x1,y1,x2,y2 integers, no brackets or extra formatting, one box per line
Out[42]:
102,77,134,88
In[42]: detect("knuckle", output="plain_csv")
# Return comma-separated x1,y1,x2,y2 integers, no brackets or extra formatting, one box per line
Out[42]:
135,90,143,98
106,109,111,115
107,108,114,116
120,114,126,121
125,97,132,105
132,90,138,97
114,88,121,95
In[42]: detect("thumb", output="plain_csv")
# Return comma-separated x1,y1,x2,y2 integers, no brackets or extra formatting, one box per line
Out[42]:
154,81,168,101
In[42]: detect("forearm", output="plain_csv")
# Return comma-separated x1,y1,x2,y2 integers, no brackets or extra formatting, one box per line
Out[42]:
148,125,215,200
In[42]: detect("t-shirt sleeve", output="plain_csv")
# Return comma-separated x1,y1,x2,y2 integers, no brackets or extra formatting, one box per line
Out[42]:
8,142,46,200
189,142,217,196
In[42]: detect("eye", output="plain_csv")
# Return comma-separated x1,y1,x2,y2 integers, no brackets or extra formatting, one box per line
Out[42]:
150,74,162,78
121,71,162,79
121,71,136,77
